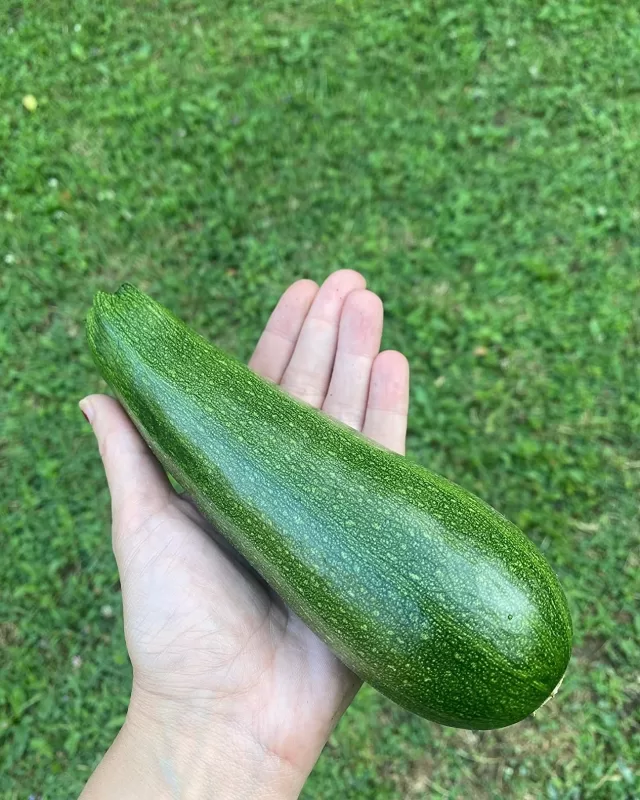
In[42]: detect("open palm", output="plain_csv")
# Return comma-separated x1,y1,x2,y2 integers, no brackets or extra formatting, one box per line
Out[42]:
84,270,409,787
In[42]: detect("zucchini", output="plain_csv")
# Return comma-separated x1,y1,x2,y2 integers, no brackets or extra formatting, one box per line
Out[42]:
87,285,572,730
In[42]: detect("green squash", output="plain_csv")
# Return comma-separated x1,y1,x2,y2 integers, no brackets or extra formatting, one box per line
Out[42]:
87,285,572,729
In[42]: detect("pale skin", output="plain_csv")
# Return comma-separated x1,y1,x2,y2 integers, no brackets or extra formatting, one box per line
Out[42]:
80,270,410,799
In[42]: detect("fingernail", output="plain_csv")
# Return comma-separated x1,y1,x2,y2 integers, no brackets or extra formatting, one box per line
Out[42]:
79,398,93,425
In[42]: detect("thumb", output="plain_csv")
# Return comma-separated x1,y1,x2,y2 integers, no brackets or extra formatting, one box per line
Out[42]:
80,394,173,536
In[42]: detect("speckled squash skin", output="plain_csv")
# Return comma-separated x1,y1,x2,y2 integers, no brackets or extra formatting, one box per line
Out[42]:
87,285,572,730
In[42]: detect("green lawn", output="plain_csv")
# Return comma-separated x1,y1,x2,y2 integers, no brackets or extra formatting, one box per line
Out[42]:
2,1,639,797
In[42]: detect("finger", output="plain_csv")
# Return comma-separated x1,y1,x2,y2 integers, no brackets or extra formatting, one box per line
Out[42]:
80,394,173,533
248,279,319,383
280,269,366,406
322,289,383,430
361,351,410,454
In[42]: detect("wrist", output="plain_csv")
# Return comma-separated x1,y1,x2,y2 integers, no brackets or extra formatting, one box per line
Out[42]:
82,687,305,800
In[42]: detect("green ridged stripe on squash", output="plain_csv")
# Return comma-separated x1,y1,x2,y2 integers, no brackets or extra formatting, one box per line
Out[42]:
87,285,572,730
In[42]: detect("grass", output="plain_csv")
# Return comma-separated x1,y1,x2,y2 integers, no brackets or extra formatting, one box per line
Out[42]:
1,0,639,797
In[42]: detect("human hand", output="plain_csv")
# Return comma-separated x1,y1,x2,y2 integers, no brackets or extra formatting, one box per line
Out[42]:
80,270,409,799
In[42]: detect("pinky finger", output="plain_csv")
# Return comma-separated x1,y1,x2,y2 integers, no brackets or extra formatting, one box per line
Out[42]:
361,351,410,455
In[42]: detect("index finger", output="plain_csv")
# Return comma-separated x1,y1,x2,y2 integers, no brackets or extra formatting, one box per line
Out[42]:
248,279,319,382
